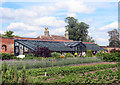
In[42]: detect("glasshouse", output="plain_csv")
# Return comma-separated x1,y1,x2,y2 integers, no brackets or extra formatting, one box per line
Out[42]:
14,39,105,56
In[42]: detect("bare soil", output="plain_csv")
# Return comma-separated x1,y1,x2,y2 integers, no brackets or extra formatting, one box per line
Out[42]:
72,62,117,67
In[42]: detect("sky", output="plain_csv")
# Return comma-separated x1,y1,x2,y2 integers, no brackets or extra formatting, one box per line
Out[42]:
0,0,119,46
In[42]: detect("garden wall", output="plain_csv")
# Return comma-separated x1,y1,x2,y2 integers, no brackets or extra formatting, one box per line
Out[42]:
1,37,14,54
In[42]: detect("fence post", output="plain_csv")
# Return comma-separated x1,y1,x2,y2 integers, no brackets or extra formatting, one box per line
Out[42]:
52,57,53,67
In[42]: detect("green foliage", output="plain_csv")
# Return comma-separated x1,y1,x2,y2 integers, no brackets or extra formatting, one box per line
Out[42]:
3,57,102,69
2,62,8,74
110,49,120,53
85,35,95,43
96,51,120,62
22,66,27,84
64,53,73,58
1,63,28,84
103,52,120,62
65,17,94,42
26,63,120,83
23,54,35,60
108,29,120,47
1,30,20,38
1,53,17,60
51,52,61,58
86,50,93,57
2,62,120,84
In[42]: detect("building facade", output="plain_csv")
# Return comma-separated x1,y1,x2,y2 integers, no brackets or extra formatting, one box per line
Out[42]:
1,28,106,55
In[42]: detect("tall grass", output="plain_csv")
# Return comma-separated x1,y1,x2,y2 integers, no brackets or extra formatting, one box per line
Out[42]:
1,57,102,69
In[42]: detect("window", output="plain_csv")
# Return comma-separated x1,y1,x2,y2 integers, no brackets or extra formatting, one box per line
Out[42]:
2,45,7,52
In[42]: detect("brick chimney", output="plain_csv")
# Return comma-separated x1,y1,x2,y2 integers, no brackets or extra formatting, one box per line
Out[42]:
44,27,50,37
65,30,69,40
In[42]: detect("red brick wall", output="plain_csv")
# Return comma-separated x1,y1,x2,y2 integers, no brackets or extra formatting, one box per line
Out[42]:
14,37,73,42
14,37,42,40
1,37,14,54
101,46,120,53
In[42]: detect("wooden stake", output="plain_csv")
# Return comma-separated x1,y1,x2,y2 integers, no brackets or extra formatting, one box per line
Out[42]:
52,57,53,67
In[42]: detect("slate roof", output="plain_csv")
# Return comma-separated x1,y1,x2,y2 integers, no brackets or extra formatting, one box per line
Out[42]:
15,39,106,52
84,43,106,51
15,39,74,52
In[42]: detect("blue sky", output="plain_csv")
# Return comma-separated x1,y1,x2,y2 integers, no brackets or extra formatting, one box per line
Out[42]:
0,0,119,46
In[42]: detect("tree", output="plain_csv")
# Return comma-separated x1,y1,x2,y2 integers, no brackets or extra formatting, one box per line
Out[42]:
0,33,2,37
65,17,93,42
1,30,19,38
85,35,95,43
108,29,120,47
3,30,14,37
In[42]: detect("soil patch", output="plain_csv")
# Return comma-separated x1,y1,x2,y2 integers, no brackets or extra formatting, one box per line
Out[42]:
72,62,117,67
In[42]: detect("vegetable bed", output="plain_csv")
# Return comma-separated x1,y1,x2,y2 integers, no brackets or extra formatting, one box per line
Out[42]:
26,63,120,83
2,62,120,84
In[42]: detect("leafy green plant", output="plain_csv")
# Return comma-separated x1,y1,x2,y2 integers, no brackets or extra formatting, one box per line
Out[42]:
1,53,17,60
64,53,73,58
86,50,93,57
103,52,120,62
51,52,61,58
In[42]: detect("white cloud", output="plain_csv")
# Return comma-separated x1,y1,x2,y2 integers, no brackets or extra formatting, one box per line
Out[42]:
55,0,95,14
6,22,45,37
24,32,38,37
50,27,66,35
97,37,108,42
34,17,65,27
66,13,76,17
7,22,42,31
0,30,4,34
99,21,118,31
32,6,56,16
0,0,96,24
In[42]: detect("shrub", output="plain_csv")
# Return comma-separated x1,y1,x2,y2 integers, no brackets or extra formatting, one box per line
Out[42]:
51,52,60,58
34,46,51,57
65,53,73,58
23,54,35,60
1,53,17,60
60,55,65,58
86,50,93,57
110,49,120,53
95,52,101,57
102,52,120,62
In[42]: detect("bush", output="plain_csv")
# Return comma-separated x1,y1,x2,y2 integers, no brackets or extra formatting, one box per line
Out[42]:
86,50,93,57
34,47,51,57
51,52,60,58
1,53,17,60
64,53,73,58
110,49,120,53
101,52,120,62
23,54,35,60
60,55,65,58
